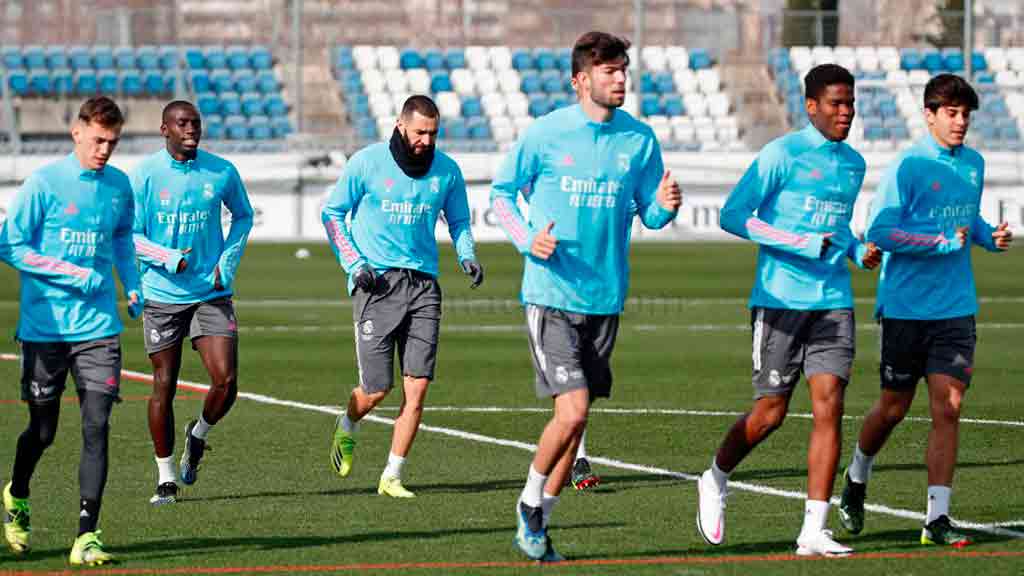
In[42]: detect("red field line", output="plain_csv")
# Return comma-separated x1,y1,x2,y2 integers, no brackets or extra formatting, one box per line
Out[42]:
3,549,1024,576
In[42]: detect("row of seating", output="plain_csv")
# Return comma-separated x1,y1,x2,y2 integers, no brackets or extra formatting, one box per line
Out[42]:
188,69,280,95
784,46,1024,74
204,114,293,141
0,45,273,72
196,93,288,118
5,68,177,97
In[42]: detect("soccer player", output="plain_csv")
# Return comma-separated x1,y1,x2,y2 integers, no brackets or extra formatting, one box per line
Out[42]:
838,74,1012,547
694,64,881,557
323,95,482,499
492,31,681,561
131,101,253,505
1,96,141,565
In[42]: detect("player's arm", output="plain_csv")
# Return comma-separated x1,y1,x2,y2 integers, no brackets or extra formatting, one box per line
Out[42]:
865,162,963,255
213,166,255,289
966,163,1010,252
321,155,370,274
443,166,483,287
113,188,143,318
719,145,827,259
0,175,103,294
633,135,679,230
129,170,188,273
490,126,541,255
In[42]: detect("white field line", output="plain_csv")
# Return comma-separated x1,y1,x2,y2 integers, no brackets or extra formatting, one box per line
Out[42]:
1,352,1021,540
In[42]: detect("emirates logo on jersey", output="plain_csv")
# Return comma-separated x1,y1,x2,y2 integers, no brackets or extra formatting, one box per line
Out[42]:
64,202,79,215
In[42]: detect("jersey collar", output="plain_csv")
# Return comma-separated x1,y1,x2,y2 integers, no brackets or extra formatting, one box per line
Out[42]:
923,131,960,158
162,148,198,171
67,152,104,179
801,122,840,151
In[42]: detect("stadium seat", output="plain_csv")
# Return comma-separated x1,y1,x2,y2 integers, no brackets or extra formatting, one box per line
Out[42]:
204,46,228,70
249,45,272,70
481,92,507,117
27,70,52,96
430,71,453,93
334,46,355,70
52,68,73,96
369,92,393,117
385,68,409,93
697,69,720,94
233,70,256,94
511,49,534,71
211,69,234,94
653,72,674,95
663,96,685,117
143,69,164,95
446,49,466,69
184,46,205,69
159,46,179,70
44,46,68,70
204,114,225,139
249,115,272,139
377,46,400,70
683,93,708,117
23,45,46,70
465,46,488,70
450,68,476,95
506,92,529,118
640,94,662,116
436,91,461,117
461,96,483,118
256,71,279,94
674,69,698,94
557,48,572,71
550,93,572,111
528,93,552,117
271,117,293,138
219,92,242,116
133,46,158,70
467,117,492,140
190,69,212,94
535,49,557,71
406,68,431,93
399,48,424,69
227,46,251,70
424,49,445,71
73,70,97,95
91,46,114,70
224,115,249,140
241,92,266,117
120,70,143,96
98,70,118,94
1,46,23,69
519,71,541,94
490,116,515,143
489,46,512,70
541,70,563,94
362,69,385,93
352,45,377,70
642,46,668,72
68,45,92,71
113,47,135,69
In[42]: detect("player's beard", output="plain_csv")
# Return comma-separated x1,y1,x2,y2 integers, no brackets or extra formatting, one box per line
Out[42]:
389,127,434,178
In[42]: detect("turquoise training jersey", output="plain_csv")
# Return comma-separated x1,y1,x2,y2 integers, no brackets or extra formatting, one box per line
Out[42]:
0,153,140,342
490,104,676,315
130,148,253,304
720,123,869,310
866,133,998,320
322,142,476,294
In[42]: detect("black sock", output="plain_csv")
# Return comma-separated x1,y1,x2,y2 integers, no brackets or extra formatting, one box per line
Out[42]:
78,498,100,535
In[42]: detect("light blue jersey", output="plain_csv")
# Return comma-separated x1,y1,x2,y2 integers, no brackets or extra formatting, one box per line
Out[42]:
866,133,997,320
0,153,140,342
490,104,676,315
721,123,869,310
130,148,253,304
322,141,476,294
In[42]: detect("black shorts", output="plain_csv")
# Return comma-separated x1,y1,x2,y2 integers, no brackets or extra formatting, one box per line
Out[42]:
19,337,122,404
879,316,976,389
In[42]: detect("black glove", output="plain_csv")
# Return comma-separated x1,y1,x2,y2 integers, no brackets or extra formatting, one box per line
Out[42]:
460,259,484,289
353,265,376,292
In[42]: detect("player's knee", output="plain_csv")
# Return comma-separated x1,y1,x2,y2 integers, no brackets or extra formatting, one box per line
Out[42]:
30,420,58,449
932,397,962,423
211,370,237,391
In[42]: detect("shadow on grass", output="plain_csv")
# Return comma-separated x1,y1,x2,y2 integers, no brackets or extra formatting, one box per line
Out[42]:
731,458,1024,483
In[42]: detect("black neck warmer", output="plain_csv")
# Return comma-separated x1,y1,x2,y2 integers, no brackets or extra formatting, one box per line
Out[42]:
389,128,434,178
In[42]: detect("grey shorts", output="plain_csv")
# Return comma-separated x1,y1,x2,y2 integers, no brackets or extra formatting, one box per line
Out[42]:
352,269,442,394
879,316,976,389
525,304,619,399
19,337,122,403
750,307,855,399
143,297,238,355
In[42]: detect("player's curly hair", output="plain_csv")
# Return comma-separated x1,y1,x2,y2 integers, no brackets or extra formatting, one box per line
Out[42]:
804,64,854,100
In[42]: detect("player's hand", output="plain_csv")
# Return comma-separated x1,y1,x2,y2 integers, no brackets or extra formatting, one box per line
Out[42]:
954,226,970,249
213,265,224,291
530,222,558,260
861,242,882,270
176,248,192,273
353,265,376,292
820,233,833,258
992,222,1013,250
656,170,682,211
460,259,484,289
127,290,143,319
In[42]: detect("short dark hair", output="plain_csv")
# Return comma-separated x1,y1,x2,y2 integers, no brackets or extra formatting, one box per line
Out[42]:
572,31,630,77
162,100,199,123
804,64,855,100
400,95,439,120
78,96,124,127
924,73,978,112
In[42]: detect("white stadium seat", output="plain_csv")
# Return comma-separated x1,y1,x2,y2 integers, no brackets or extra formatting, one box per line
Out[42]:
376,46,399,70
641,45,668,72
376,116,394,138
672,123,696,143
450,68,476,95
707,93,730,117
497,69,520,94
368,92,393,117
506,93,529,118
984,47,1007,72
665,46,689,71
490,116,516,142
474,68,499,94
696,68,721,94
435,91,461,118
352,45,377,70
385,69,408,93
481,92,507,117
683,93,708,117
513,115,534,135
674,69,698,94
489,46,512,70
885,70,909,87
465,45,489,70
908,70,930,86
406,69,430,93
652,123,672,144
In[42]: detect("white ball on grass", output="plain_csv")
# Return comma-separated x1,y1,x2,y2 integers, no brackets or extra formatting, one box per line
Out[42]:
294,247,311,260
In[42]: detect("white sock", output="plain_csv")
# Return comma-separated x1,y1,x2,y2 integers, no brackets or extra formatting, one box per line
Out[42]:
541,492,559,527
848,445,875,484
926,485,952,524
340,413,359,434
155,455,176,485
191,414,211,440
575,431,587,460
519,464,547,508
800,499,830,536
710,458,730,491
383,452,405,480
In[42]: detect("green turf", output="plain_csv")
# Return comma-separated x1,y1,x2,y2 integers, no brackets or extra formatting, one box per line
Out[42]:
1,242,1022,574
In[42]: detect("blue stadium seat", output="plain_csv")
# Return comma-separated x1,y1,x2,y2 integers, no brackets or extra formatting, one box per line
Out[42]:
640,72,657,94
197,94,220,116
227,46,251,70
334,46,355,70
400,48,424,69
520,72,542,94
204,115,225,140
233,70,256,94
120,70,143,96
98,70,118,94
52,68,73,96
424,49,445,71
249,115,272,140
944,52,964,72
27,70,52,96
264,95,287,117
69,46,92,70
889,124,910,140
356,118,377,140
689,48,712,69
663,96,685,116
445,118,469,140
224,115,249,140
922,50,943,73
162,71,177,93
241,92,265,117
2,46,23,69
429,71,452,92
654,72,674,95
185,46,205,69
461,96,482,118
640,94,662,116
92,46,114,70
114,47,136,69
468,117,491,140
975,71,995,84
136,46,159,70
557,48,572,71
535,49,557,71
528,94,552,117
899,48,922,70
345,94,369,119
204,46,227,70
512,49,534,70
271,117,293,138
550,93,572,111
250,46,273,70
46,46,69,69
541,70,562,94
159,46,179,69
211,69,234,93
445,49,466,69
256,71,278,93
143,70,165,94
877,98,899,119
24,45,46,70
190,70,212,94
1001,123,1021,142
73,70,97,95
219,92,242,116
